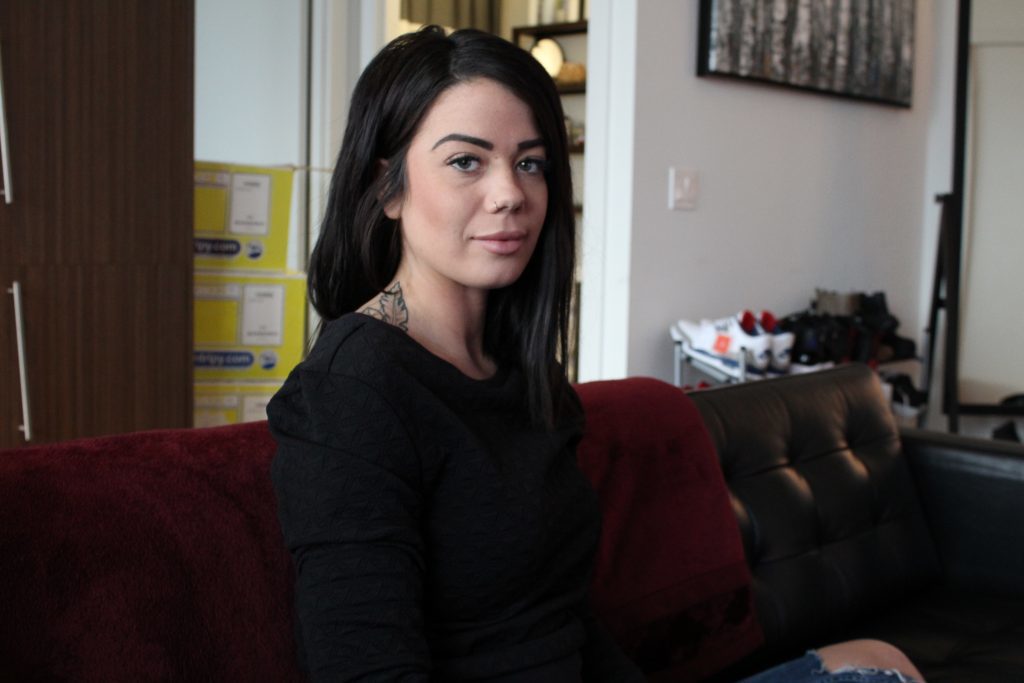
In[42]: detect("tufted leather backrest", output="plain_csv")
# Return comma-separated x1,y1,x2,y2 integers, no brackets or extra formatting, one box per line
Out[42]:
690,364,941,656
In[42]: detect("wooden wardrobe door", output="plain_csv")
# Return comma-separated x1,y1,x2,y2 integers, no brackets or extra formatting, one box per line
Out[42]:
1,0,193,267
0,0,193,446
9,265,191,443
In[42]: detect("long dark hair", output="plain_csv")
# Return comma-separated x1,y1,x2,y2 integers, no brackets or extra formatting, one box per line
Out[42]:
308,26,576,427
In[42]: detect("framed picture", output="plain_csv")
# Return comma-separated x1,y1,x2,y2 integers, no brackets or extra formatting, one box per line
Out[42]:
537,0,583,24
697,0,915,107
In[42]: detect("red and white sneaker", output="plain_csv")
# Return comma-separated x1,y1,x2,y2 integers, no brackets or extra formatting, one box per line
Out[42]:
673,313,772,376
757,310,795,374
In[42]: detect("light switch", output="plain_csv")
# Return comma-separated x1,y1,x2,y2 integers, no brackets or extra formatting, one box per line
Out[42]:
668,167,699,211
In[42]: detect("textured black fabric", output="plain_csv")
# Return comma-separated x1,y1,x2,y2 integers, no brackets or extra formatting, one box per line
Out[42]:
268,313,643,682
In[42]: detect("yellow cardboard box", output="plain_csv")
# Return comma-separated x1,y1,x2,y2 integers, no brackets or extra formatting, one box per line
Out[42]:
194,161,293,271
193,382,282,427
194,271,306,381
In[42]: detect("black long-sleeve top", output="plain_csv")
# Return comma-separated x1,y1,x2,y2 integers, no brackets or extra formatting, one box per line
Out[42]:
268,314,643,681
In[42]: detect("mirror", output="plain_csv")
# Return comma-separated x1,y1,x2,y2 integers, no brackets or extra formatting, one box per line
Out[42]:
942,0,1024,435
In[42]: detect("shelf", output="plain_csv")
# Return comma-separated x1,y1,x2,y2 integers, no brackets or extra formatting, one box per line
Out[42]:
512,20,587,42
514,21,588,95
673,339,751,386
513,21,586,217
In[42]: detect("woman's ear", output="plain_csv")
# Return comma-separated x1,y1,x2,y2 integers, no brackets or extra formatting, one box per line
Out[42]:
378,159,402,220
383,196,402,220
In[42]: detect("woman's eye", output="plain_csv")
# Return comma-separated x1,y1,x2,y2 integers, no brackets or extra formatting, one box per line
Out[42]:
448,155,480,172
517,157,548,175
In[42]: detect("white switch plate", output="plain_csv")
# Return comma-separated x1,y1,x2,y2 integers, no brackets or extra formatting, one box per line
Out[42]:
668,167,699,211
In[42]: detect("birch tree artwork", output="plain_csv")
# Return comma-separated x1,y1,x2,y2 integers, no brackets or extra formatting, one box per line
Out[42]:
699,0,914,106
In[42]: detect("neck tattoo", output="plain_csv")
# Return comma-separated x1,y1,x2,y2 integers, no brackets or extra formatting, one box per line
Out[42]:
360,281,410,331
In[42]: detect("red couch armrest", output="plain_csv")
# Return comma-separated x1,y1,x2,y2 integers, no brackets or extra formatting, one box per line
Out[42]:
576,377,763,681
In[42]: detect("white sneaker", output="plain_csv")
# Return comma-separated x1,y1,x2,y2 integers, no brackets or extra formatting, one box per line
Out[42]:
757,311,795,374
674,314,772,376
788,359,835,374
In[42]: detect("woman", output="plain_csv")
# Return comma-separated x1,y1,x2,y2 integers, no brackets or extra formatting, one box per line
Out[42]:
268,26,925,682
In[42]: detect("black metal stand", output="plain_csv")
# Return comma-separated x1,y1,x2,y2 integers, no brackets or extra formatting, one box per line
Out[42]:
921,194,961,432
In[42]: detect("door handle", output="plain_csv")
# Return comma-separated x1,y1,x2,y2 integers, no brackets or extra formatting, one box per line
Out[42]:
0,41,12,204
7,281,32,441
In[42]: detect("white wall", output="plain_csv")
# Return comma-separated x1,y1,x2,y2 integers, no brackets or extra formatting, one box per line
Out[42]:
194,0,305,166
578,0,638,381
580,0,958,384
194,0,307,270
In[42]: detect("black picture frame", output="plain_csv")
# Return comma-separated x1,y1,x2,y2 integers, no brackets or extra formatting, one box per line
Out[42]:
697,0,915,108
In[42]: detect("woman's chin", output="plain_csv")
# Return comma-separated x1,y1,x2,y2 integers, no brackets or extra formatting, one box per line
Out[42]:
475,267,530,292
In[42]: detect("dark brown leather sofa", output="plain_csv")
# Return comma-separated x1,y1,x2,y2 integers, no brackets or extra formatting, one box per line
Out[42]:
691,364,1024,683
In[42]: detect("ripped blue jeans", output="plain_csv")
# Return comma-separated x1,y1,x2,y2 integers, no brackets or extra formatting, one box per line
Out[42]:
738,651,920,683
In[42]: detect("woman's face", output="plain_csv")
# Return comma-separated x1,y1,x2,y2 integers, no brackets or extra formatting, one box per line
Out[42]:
384,78,548,296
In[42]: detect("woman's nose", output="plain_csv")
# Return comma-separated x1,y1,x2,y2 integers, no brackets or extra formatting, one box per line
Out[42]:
488,168,526,213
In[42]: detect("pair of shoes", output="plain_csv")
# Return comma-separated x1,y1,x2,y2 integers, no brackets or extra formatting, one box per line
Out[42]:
777,292,917,372
993,394,1024,442
881,372,927,418
863,293,917,361
778,311,842,373
672,314,768,377
672,311,792,377
744,310,795,374
854,292,917,363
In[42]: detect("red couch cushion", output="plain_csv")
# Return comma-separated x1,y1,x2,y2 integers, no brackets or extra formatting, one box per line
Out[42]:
0,422,300,682
0,378,759,681
576,378,763,681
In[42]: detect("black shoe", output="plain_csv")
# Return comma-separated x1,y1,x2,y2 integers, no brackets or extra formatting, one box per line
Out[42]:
859,292,899,336
882,372,927,408
993,421,1020,442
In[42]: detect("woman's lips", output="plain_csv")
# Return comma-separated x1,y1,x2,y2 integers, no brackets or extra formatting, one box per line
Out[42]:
473,231,527,255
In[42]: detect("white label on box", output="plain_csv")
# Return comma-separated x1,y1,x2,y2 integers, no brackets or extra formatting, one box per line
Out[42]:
242,395,273,423
195,283,243,299
194,394,240,409
195,170,231,187
229,173,271,235
242,285,284,345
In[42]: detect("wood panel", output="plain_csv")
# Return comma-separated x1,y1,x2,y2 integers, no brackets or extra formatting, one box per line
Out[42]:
0,0,193,447
0,0,193,267
5,264,192,446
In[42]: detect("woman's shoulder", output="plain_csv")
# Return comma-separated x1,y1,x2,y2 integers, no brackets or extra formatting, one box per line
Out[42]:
271,313,412,412
300,312,409,378
268,313,415,447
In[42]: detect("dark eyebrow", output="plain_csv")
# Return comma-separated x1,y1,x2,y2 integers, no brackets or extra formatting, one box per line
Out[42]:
431,134,546,153
517,138,545,152
433,134,492,150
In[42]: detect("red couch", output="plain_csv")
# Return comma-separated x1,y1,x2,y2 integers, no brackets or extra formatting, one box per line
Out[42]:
0,378,761,681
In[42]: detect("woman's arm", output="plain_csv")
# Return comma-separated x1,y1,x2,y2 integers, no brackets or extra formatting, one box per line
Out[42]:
269,370,430,681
